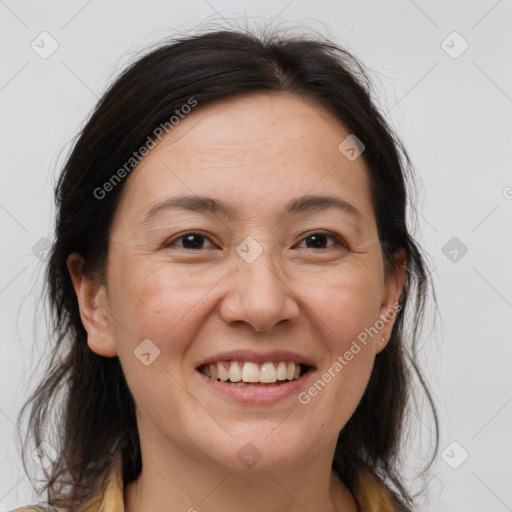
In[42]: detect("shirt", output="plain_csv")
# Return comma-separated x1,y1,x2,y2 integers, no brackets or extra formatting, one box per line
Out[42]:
12,456,124,512
12,455,401,512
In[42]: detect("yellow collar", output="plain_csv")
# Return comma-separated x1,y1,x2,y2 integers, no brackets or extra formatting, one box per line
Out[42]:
101,456,125,512
79,456,125,512
83,457,397,512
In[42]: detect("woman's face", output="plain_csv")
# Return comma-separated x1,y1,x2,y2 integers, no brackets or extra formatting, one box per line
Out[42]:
71,93,405,472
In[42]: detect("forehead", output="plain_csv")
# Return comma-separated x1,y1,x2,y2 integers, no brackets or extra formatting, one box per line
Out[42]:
156,93,357,167
113,92,374,227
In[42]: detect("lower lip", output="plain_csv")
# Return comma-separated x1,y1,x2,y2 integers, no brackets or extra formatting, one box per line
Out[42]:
196,369,314,404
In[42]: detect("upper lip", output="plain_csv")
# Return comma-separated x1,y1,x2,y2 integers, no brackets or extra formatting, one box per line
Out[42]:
196,349,316,369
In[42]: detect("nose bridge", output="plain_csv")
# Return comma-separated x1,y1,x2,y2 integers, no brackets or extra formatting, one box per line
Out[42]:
219,238,299,331
240,243,282,297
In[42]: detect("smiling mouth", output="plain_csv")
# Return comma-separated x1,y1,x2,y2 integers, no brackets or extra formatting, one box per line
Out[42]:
197,361,311,387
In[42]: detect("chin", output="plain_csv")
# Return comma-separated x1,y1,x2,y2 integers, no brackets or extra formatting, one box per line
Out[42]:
193,428,315,473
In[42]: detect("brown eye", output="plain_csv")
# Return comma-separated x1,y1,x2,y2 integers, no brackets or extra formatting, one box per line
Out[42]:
296,232,347,250
164,232,215,250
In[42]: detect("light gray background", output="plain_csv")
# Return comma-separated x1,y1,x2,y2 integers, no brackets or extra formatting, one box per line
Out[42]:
1,1,511,510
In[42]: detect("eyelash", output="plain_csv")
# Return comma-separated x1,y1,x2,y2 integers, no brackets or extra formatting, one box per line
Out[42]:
163,231,348,251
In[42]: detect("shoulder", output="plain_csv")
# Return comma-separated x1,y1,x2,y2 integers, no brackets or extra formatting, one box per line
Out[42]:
9,508,48,512
353,470,408,512
10,456,125,512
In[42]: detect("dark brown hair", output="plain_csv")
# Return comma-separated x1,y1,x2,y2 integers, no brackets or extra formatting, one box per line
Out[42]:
18,25,438,511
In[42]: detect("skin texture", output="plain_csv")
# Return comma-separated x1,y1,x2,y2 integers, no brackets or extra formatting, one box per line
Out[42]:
67,92,406,512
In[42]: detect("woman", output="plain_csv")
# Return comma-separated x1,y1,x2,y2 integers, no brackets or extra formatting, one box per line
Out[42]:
15,26,438,512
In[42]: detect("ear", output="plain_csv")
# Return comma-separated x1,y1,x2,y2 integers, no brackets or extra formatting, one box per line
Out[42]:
66,252,118,357
375,249,407,355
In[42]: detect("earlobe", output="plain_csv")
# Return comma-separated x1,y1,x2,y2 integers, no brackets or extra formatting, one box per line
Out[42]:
66,252,118,358
375,250,407,355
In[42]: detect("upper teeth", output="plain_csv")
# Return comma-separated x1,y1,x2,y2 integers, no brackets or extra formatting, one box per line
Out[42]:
200,361,303,383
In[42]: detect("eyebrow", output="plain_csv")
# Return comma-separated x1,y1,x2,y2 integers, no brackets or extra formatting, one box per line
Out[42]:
140,193,362,225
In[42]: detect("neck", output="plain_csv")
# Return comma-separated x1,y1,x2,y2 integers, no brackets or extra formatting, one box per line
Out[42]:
124,424,358,512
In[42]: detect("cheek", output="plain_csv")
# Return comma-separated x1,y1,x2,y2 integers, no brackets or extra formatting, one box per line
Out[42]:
106,263,211,427
109,259,210,336
295,263,381,423
317,279,378,386
304,262,383,346
107,259,231,377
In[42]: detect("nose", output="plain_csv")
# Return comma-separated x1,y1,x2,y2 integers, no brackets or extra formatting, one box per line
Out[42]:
218,246,300,332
